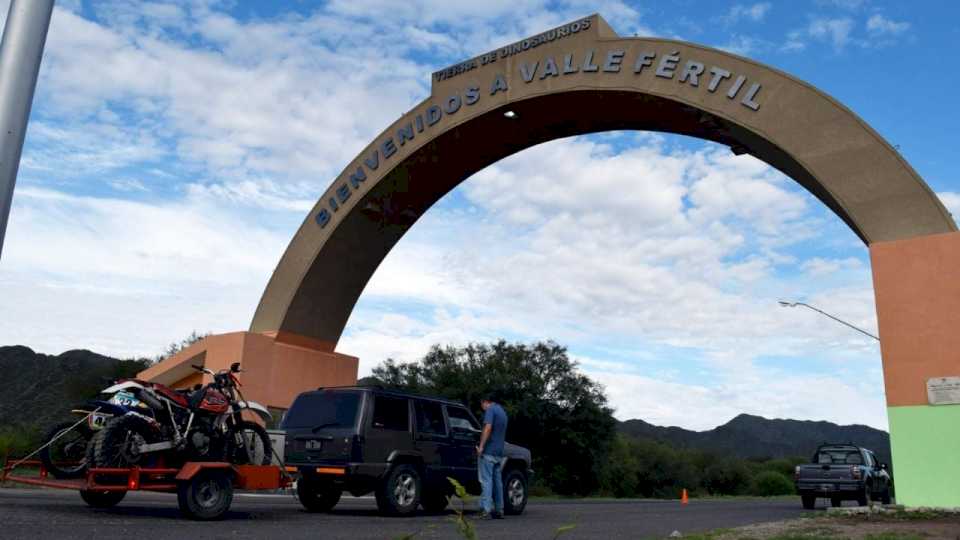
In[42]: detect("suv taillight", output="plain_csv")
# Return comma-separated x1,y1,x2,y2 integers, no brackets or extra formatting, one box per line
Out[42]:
851,465,861,480
794,465,800,481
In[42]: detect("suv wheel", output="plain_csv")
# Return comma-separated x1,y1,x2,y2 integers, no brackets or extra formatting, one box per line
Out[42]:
801,495,816,510
376,464,421,516
503,469,528,515
297,476,342,512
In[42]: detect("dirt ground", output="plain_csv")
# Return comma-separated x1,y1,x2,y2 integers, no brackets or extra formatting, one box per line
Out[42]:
698,513,960,540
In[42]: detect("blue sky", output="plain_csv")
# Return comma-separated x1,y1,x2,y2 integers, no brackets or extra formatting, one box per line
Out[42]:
1,0,958,431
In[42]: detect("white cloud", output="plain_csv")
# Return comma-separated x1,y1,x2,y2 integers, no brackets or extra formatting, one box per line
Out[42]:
816,0,867,10
866,14,909,36
719,3,772,26
718,35,770,56
343,136,878,385
938,192,960,220
801,257,863,277
808,17,855,50
590,366,886,430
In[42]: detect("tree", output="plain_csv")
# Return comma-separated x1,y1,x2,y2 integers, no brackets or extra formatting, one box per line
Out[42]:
372,340,616,495
750,471,795,496
154,330,211,363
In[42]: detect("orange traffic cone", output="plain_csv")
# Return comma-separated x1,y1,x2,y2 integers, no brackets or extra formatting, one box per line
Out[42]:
681,488,689,505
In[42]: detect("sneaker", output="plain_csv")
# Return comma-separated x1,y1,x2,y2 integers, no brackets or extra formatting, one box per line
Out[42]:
477,511,493,520
492,512,504,520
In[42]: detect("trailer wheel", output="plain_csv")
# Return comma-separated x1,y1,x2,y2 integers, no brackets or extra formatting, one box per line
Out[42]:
79,489,126,508
177,470,234,520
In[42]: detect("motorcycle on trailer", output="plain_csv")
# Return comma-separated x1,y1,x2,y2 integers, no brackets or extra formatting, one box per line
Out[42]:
90,362,273,470
38,381,154,479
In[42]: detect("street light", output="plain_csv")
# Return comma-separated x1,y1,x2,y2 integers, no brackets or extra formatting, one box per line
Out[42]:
778,300,879,341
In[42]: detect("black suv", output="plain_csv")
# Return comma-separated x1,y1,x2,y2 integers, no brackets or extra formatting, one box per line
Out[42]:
281,386,533,516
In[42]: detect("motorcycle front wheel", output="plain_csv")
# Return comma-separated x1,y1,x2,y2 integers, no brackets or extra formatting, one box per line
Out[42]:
226,421,272,466
93,415,160,469
39,421,93,479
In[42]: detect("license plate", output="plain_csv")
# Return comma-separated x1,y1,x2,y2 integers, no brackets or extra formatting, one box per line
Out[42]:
88,412,110,430
111,391,141,408
820,484,833,491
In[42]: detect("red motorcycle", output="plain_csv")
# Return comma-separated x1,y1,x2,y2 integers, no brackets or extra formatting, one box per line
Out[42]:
90,363,273,469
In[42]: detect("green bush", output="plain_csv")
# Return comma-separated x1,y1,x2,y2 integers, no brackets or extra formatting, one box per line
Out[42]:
749,470,796,496
0,426,41,459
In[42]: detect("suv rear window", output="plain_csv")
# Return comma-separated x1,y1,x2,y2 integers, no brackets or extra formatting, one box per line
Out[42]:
282,390,361,430
373,395,409,431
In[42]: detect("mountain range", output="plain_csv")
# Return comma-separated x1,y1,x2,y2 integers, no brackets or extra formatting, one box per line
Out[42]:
618,414,891,465
0,346,149,432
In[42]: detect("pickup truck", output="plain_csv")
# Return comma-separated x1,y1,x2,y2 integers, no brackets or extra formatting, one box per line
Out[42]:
794,443,892,509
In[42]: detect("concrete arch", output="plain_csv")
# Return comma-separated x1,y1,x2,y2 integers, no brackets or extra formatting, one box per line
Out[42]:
129,14,960,507
250,14,954,348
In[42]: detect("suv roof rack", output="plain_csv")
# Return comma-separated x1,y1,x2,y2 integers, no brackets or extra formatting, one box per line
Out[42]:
316,384,386,390
312,385,467,406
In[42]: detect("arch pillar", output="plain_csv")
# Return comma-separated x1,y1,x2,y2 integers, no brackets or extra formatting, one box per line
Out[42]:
871,231,960,507
137,331,357,415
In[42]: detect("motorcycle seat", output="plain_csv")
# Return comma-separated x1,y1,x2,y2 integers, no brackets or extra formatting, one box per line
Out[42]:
152,383,189,408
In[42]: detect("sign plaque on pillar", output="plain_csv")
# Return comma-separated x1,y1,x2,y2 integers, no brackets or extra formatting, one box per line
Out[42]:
927,377,960,405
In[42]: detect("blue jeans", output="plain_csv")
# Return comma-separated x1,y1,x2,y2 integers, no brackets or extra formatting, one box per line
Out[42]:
478,453,505,513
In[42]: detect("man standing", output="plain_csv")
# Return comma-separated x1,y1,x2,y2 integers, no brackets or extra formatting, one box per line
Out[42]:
476,395,508,519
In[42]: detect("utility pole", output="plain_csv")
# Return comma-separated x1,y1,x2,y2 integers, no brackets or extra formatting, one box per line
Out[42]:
0,0,54,260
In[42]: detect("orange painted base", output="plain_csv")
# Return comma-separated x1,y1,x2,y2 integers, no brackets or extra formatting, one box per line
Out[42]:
137,331,358,412
870,231,960,407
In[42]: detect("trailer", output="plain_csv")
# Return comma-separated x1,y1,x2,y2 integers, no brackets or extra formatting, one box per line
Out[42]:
1,455,291,520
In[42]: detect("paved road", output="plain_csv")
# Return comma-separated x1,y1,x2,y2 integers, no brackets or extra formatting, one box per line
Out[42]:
0,488,811,539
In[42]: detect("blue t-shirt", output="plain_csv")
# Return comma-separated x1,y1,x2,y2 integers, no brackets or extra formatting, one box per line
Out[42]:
482,403,508,457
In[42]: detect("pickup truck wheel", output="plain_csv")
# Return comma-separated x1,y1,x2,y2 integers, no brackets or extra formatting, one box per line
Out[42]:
503,469,528,515
801,495,816,510
376,464,421,516
297,476,342,512
830,497,842,508
857,486,870,507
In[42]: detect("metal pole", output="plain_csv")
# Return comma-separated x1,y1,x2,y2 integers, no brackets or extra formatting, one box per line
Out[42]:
778,300,880,341
0,0,54,261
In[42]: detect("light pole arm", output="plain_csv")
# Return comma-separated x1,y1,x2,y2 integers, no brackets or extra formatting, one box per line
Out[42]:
783,301,880,341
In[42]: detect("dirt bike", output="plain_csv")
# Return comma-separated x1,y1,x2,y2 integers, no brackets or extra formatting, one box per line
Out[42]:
38,380,154,479
90,362,273,470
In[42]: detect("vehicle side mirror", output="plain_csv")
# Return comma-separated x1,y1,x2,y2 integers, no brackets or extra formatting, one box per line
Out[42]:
230,362,241,373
